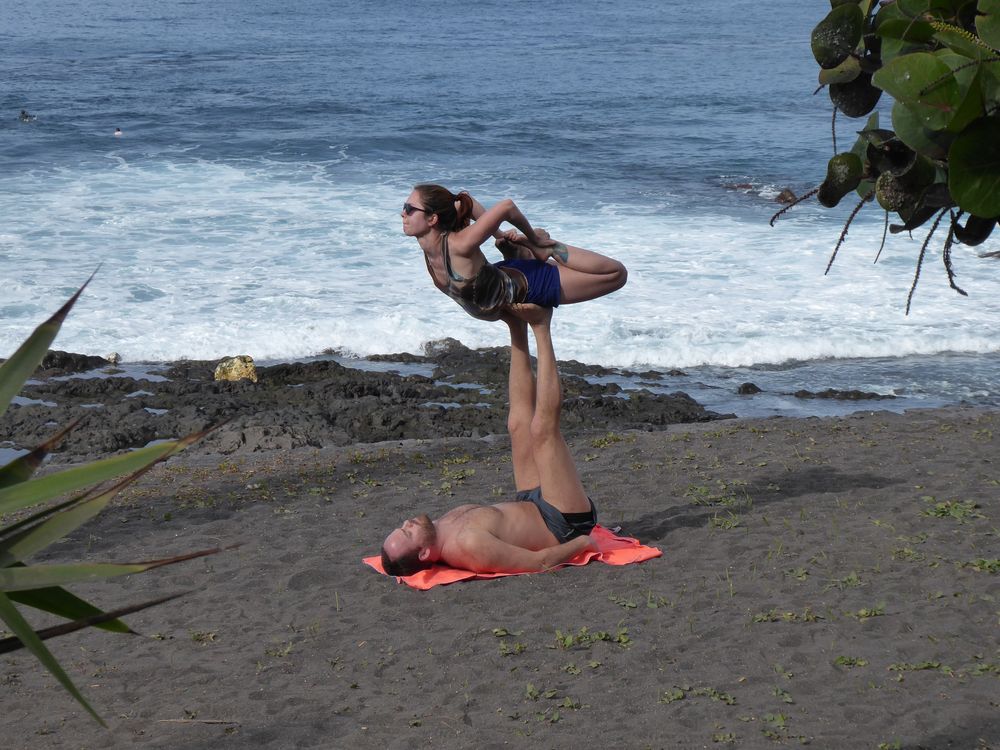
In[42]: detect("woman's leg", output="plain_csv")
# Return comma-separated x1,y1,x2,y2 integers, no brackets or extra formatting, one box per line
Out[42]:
553,242,627,304
507,234,627,305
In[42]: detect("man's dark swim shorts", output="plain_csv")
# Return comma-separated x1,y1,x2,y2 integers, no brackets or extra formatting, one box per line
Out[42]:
516,486,597,542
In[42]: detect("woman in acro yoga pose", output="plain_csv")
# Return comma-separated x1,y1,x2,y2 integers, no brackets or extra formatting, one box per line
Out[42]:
402,184,627,321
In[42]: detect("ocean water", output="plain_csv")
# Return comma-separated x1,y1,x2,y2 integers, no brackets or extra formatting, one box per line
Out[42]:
2,0,999,418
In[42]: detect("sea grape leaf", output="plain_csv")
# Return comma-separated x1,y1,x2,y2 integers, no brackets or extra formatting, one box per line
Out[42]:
875,2,924,59
889,203,938,232
953,214,997,245
876,17,936,43
818,152,864,207
976,0,1000,50
813,3,865,68
897,0,969,18
866,132,918,175
820,55,862,85
872,53,960,130
831,71,884,116
852,113,880,196
891,100,953,159
948,117,1000,217
944,66,983,132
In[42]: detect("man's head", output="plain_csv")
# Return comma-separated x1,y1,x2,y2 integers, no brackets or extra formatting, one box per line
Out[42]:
381,514,437,576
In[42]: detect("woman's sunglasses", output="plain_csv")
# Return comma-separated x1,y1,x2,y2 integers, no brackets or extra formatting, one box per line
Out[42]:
402,202,432,216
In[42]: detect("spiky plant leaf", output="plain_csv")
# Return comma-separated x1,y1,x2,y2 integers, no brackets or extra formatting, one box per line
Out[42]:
0,548,223,592
8,580,132,634
0,423,80,491
0,592,105,726
0,273,93,419
0,591,187,655
0,439,189,517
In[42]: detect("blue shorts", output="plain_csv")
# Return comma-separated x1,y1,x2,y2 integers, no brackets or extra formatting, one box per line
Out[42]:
496,259,561,308
516,487,597,542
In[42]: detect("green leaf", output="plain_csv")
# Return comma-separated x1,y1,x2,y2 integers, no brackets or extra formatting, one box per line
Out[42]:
875,17,936,43
820,55,862,85
0,490,117,566
872,52,960,130
897,0,969,17
978,0,1000,50
953,214,997,246
948,117,1000,217
812,3,865,69
944,65,984,132
875,2,925,60
1,561,156,591
831,71,884,116
0,439,186,516
0,547,223,592
0,591,187,654
0,419,80,490
0,274,94,419
8,583,132,634
0,592,105,726
819,152,864,207
891,100,953,159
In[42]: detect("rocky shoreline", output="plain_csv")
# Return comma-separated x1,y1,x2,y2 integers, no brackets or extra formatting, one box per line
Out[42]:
3,341,729,461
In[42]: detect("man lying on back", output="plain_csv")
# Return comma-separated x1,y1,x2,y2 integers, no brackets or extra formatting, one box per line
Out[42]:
380,307,597,575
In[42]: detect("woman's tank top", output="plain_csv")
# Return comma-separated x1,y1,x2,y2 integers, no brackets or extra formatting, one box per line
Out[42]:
440,233,527,321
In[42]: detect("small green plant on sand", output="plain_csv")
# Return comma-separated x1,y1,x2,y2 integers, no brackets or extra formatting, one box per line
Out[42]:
659,685,737,705
0,277,225,724
834,655,869,668
920,497,984,523
848,603,887,620
961,558,1000,573
554,624,631,649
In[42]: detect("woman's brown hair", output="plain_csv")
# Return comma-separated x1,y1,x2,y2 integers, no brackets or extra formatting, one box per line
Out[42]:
414,184,473,232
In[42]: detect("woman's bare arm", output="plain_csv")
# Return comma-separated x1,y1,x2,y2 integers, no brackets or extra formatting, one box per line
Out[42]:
450,197,544,258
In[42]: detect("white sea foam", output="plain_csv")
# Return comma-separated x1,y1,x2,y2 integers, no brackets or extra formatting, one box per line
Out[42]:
2,158,999,373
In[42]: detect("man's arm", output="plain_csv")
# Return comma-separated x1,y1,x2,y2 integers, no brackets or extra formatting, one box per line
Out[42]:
450,529,594,574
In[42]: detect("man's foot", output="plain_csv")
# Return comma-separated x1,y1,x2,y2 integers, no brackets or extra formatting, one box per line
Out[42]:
496,237,535,261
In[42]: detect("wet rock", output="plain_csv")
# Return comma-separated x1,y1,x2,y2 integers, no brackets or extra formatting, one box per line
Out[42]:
1,349,731,460
738,382,762,395
793,388,893,401
40,350,109,374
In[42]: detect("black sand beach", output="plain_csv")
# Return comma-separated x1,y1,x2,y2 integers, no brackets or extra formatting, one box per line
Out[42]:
2,349,998,749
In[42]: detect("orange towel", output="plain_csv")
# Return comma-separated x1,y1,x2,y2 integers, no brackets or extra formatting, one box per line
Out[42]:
363,524,661,590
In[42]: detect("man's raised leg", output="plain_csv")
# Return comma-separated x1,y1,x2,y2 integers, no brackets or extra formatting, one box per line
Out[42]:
527,310,592,515
503,313,540,492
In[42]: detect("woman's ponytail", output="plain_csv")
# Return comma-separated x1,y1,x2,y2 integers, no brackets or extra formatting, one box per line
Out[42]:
454,192,473,229
413,184,473,232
